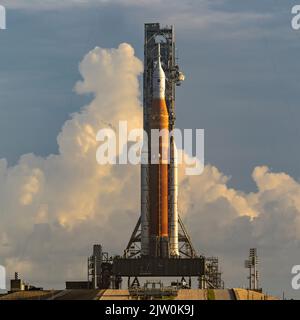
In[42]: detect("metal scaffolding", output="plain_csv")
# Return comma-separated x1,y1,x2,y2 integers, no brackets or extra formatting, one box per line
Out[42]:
245,248,260,291
198,257,224,289
127,22,194,260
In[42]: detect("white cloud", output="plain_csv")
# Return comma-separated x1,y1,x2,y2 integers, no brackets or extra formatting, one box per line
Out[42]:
0,43,143,286
0,42,299,297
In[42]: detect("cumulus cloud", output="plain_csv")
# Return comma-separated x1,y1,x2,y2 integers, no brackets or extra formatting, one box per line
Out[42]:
0,43,143,287
179,164,300,296
0,42,299,297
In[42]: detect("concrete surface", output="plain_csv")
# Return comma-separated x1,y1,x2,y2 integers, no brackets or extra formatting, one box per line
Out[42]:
0,288,279,300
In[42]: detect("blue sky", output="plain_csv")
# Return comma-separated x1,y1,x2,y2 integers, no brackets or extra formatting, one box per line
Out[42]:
0,0,300,297
0,1,299,192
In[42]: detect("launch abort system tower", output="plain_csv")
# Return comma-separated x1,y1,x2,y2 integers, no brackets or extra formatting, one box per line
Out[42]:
112,23,209,288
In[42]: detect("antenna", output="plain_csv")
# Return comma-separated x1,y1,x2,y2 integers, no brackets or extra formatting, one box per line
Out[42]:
157,42,161,59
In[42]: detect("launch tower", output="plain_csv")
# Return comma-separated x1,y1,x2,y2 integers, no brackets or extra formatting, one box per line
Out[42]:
112,23,208,288
126,23,196,259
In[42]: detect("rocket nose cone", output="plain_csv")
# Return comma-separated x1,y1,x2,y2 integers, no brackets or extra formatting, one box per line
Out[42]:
153,57,166,98
153,58,165,79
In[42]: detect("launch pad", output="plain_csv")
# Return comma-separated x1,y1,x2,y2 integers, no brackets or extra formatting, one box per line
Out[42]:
113,23,206,286
86,23,223,291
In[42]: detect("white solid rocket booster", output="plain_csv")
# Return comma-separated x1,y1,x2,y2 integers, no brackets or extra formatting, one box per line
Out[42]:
141,145,149,256
169,139,179,256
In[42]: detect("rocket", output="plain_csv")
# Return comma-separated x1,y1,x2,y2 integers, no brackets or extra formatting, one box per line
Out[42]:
141,44,179,258
149,44,169,258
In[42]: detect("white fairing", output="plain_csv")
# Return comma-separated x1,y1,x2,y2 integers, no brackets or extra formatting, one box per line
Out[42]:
153,44,166,99
169,140,179,256
141,146,149,255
